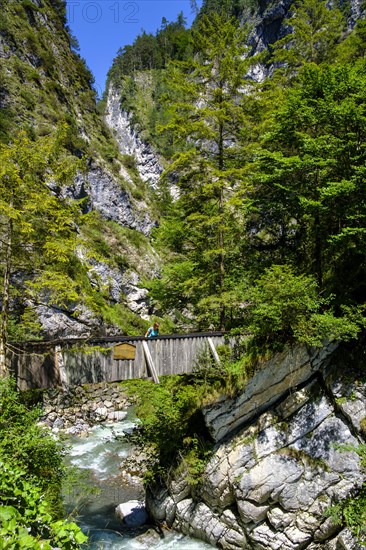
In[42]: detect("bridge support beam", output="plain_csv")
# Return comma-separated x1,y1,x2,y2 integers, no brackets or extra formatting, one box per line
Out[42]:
142,341,160,384
55,345,68,389
208,337,221,366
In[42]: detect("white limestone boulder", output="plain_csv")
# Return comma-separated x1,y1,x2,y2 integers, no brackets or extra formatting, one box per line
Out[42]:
115,500,148,527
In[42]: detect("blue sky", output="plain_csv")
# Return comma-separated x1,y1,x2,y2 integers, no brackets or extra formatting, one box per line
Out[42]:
66,1,201,96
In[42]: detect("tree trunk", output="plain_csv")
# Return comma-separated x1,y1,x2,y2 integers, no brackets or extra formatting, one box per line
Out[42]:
0,217,12,377
218,117,226,330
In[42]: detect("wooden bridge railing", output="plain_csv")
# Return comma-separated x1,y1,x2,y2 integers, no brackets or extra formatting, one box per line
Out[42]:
9,332,229,390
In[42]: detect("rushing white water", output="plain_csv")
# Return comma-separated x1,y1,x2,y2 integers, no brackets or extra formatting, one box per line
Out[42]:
64,415,213,550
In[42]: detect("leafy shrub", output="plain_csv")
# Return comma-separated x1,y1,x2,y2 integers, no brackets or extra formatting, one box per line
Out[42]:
0,461,87,549
243,264,365,349
0,378,63,503
123,348,253,486
123,376,213,484
0,377,87,548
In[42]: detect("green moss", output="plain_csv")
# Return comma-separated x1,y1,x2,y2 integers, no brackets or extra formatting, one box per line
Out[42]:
336,396,348,406
360,417,366,437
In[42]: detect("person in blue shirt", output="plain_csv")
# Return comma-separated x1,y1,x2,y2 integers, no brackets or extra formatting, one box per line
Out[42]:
145,322,159,338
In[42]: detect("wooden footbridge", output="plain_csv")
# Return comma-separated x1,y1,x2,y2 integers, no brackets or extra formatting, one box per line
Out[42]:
9,332,228,390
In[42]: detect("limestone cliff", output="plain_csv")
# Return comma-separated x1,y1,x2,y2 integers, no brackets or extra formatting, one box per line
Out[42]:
147,343,366,549
105,86,163,188
0,0,159,337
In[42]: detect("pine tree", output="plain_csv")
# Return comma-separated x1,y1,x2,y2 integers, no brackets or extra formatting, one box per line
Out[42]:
250,60,366,303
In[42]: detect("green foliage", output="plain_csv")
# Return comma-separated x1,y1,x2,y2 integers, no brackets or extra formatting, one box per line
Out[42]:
176,436,213,487
81,212,155,272
0,129,88,348
124,376,209,483
242,265,364,348
337,17,366,61
107,12,191,78
0,463,87,549
123,349,253,484
196,0,247,20
0,378,63,508
0,377,87,548
0,0,129,176
0,130,153,344
252,60,366,304
100,302,147,336
272,0,344,70
151,13,253,329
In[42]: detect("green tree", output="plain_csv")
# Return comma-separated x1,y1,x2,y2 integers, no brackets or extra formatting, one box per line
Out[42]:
242,264,363,349
273,0,344,70
0,129,85,375
154,13,253,329
336,17,366,61
250,60,366,304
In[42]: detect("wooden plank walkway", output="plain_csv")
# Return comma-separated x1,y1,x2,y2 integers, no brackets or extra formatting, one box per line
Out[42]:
9,332,228,390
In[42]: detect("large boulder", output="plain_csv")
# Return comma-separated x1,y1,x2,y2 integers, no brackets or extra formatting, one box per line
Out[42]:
115,500,149,527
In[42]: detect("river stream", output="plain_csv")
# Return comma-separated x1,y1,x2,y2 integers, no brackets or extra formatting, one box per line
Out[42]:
63,411,213,550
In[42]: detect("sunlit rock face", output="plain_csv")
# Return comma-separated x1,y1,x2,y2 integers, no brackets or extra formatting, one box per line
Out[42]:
105,87,163,188
147,344,366,549
62,163,155,237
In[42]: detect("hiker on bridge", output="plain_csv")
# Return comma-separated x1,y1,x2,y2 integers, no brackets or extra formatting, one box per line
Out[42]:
145,322,159,338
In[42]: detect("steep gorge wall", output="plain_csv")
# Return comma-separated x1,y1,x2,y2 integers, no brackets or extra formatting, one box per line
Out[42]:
244,0,365,81
0,0,160,338
105,86,163,187
147,343,366,549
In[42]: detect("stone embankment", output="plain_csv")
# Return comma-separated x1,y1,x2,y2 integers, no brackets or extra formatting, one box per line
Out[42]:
147,343,366,550
41,382,131,435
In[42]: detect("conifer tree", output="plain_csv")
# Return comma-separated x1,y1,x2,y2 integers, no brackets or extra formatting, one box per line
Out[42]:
154,13,253,329
273,0,344,70
251,60,366,302
0,129,84,375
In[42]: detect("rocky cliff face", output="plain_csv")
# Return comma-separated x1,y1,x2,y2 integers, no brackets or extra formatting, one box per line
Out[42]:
66,162,156,236
1,0,160,337
147,343,366,549
246,0,365,55
105,86,163,188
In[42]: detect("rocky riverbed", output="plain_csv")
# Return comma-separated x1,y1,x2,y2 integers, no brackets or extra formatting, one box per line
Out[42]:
43,382,214,549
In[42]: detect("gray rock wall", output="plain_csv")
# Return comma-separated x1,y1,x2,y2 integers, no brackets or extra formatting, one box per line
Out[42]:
37,161,158,338
105,87,163,187
202,343,337,443
147,344,366,549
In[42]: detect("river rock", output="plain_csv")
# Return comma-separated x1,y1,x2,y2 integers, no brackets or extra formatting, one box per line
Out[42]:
41,382,131,434
115,500,148,526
